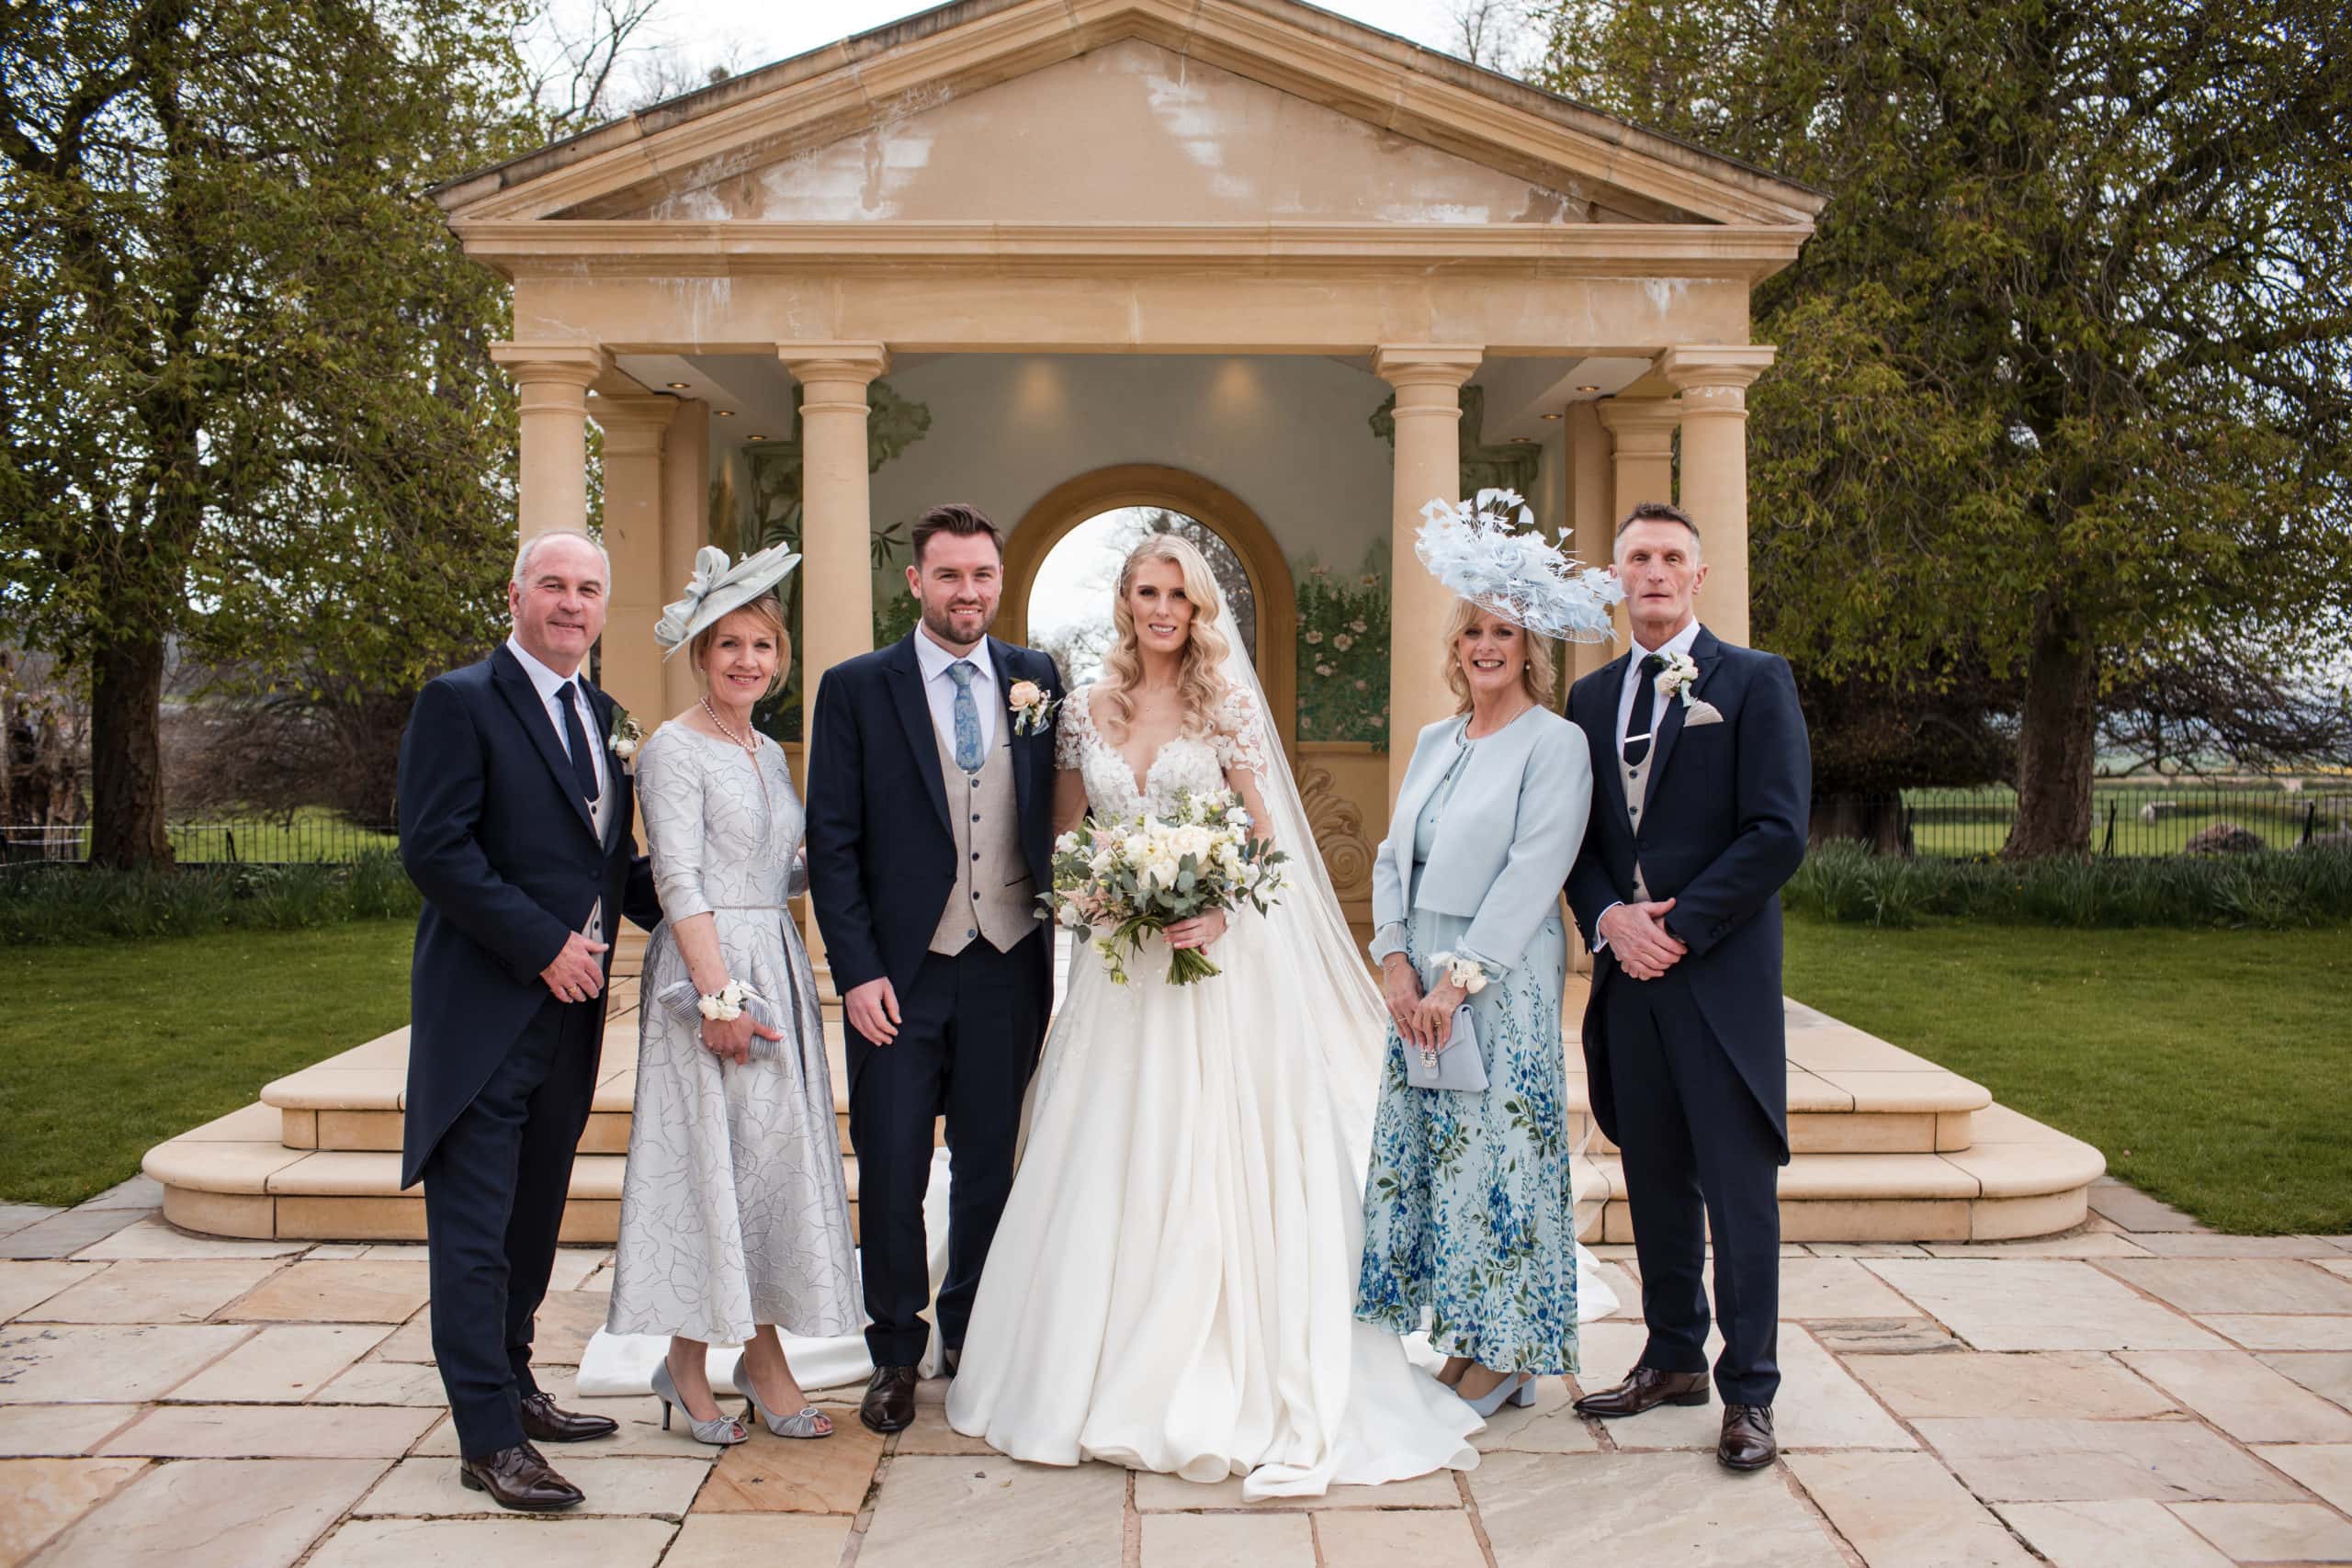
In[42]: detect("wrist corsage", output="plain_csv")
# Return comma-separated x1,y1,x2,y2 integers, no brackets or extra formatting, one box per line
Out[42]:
1431,952,1489,995
1008,680,1058,737
695,981,749,1022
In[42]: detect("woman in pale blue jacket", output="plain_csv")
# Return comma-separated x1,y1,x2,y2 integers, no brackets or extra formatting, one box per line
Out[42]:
1354,595,1594,1416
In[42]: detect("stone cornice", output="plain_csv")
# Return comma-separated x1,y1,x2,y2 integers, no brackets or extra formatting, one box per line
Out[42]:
453,221,1812,283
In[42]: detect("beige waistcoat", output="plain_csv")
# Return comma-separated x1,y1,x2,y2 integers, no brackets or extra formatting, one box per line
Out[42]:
929,716,1036,955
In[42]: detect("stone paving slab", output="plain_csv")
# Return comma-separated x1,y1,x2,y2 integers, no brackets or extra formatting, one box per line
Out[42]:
68,1219,307,1261
1913,1416,2310,1503
1785,1450,2037,1567
1142,1511,1316,1566
29,1457,389,1568
20,1259,283,1325
0,1404,139,1457
2120,1349,2352,1443
96,1402,438,1458
0,1323,252,1403
1861,1258,2232,1350
164,1324,390,1403
1998,1500,2236,1567
0,1455,148,1565
2203,1315,2352,1351
303,1516,677,1567
854,1455,1126,1568
354,1454,709,1517
2167,1500,2352,1562
690,1406,878,1512
0,1205,62,1238
0,1261,105,1321
2109,1258,2352,1316
1847,1349,2178,1421
660,1512,854,1565
220,1259,431,1323
1471,1450,1847,1568
0,1207,151,1261
1310,1506,1489,1568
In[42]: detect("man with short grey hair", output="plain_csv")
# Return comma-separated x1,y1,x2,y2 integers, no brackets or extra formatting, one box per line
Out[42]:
398,529,662,1510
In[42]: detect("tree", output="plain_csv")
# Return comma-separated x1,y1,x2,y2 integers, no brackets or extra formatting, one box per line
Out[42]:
1536,0,2352,855
2,0,550,867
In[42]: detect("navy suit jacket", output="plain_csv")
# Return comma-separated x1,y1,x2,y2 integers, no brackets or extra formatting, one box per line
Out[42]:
1565,626,1811,1161
394,645,660,1189
804,633,1064,1030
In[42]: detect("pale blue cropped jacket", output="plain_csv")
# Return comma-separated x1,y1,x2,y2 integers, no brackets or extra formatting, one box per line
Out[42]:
1368,705,1592,975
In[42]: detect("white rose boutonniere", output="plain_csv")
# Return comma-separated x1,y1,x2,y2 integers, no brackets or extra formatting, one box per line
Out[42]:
1008,679,1058,737
608,712,645,764
1655,651,1702,708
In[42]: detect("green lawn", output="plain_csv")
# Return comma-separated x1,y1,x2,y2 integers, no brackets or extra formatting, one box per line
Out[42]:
1784,917,2352,1235
0,919,413,1206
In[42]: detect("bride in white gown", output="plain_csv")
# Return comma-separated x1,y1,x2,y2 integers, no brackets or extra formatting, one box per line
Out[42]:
945,534,1611,1499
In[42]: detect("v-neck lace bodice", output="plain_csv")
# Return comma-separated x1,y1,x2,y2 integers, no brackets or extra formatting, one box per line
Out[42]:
1057,681,1268,821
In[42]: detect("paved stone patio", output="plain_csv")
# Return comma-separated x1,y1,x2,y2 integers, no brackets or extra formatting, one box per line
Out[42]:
6,1179,2352,1565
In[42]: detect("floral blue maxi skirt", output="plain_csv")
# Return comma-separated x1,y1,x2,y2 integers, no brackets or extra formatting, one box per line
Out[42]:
1353,908,1580,1375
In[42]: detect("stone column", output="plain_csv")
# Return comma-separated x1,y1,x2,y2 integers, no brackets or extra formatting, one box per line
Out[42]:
661,399,711,718
587,394,674,730
780,345,889,729
1596,395,1682,528
491,343,609,539
1661,345,1776,649
1566,402,1618,684
1374,345,1483,807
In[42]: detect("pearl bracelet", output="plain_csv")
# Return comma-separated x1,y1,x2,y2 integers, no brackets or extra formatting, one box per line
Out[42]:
1431,952,1489,995
695,981,748,1022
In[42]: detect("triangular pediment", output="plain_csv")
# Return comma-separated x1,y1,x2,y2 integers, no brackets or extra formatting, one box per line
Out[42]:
436,0,1823,230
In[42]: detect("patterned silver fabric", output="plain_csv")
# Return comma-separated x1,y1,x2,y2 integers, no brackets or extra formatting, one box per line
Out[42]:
605,724,860,1346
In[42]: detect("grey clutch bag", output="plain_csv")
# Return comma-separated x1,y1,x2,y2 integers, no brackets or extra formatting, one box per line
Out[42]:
1404,1003,1488,1093
652,980,790,1064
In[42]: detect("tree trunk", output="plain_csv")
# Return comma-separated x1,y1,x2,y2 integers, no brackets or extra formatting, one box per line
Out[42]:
87,635,172,869
2003,601,2098,859
1809,795,1910,853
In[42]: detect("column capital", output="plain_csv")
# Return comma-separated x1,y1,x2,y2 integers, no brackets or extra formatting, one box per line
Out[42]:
1373,344,1483,389
587,393,676,457
778,344,890,384
1657,344,1777,395
490,342,610,389
1596,396,1683,453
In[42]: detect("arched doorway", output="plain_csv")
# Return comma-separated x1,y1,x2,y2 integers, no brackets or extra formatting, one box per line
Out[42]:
1002,465,1297,755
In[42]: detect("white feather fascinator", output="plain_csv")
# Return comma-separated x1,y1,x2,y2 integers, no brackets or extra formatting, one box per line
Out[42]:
653,543,801,660
1415,489,1622,643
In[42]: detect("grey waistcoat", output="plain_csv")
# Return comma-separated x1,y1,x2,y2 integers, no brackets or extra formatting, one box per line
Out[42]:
1619,743,1654,902
928,715,1036,955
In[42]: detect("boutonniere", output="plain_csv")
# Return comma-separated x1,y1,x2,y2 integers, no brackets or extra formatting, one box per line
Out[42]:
1655,652,1702,708
1008,680,1058,737
608,712,645,765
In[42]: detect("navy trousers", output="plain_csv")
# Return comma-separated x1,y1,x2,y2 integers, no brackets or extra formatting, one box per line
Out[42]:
1602,968,1782,1406
847,933,1043,1367
423,993,601,1455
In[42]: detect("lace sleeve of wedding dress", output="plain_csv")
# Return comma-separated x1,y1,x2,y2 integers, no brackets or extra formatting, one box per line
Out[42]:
637,728,712,926
1211,682,1271,780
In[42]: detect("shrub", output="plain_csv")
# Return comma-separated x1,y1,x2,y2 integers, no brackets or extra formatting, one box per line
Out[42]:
1783,842,2352,929
0,852,420,947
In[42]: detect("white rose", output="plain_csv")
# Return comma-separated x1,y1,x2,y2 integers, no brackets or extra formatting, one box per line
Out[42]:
1055,830,1080,855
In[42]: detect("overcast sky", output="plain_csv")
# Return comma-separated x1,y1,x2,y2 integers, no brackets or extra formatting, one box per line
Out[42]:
577,0,1477,94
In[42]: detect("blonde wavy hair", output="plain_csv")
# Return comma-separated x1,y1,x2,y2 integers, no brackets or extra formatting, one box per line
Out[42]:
690,594,790,701
1098,533,1235,739
1441,597,1556,714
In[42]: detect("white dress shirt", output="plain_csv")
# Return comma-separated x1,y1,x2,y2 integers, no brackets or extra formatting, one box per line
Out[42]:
504,634,611,804
1615,618,1703,763
912,625,997,760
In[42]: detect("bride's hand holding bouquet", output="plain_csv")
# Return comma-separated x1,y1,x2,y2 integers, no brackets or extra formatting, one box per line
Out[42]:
1040,787,1288,985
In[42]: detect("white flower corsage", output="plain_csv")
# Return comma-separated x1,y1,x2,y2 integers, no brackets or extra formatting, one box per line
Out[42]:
695,980,750,1022
1008,679,1058,737
608,712,644,763
1655,651,1702,708
1432,952,1489,996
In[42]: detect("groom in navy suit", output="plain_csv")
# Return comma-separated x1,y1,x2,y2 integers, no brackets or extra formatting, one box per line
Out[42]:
805,502,1064,1435
397,528,661,1511
1566,502,1810,1472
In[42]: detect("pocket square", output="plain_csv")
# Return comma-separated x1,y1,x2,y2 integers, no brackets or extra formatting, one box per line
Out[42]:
1682,699,1725,727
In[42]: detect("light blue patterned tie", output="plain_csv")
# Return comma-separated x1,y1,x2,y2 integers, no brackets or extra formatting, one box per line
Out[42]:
947,660,984,774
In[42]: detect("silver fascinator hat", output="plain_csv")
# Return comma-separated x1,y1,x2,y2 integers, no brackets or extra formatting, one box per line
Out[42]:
653,543,802,660
1416,489,1622,643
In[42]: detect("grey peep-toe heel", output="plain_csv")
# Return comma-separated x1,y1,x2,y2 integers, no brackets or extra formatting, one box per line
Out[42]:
651,1358,747,1446
732,1360,833,1438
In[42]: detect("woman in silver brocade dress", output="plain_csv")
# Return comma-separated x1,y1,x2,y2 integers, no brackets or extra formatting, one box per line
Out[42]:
605,548,858,1444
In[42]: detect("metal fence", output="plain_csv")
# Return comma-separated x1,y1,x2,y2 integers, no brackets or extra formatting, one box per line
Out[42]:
0,818,401,867
1816,784,2352,858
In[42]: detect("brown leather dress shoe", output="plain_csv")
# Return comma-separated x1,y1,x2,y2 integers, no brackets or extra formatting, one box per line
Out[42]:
1572,1366,1712,1418
860,1364,920,1433
1718,1404,1777,1471
519,1392,619,1443
458,1444,585,1512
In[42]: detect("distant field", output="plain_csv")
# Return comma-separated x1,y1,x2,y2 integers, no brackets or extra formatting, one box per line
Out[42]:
1892,782,2348,858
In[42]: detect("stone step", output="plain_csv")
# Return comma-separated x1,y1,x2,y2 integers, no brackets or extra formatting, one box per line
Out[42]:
143,1101,2100,1247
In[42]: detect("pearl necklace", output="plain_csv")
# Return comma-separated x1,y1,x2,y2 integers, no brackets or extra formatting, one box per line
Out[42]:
699,696,759,754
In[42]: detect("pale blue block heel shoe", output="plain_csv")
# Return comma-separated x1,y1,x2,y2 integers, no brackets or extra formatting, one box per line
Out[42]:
1458,1371,1539,1418
651,1358,747,1446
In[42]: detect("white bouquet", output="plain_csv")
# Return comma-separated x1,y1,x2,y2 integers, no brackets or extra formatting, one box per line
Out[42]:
1040,788,1288,986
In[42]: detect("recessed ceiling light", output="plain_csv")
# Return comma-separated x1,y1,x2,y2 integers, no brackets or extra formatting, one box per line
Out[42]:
745,433,766,442
665,381,690,389
1577,384,1600,393
713,409,735,417
1540,412,1566,421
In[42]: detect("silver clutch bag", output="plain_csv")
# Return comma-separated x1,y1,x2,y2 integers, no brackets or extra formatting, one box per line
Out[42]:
651,979,790,1064
1404,1003,1488,1093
